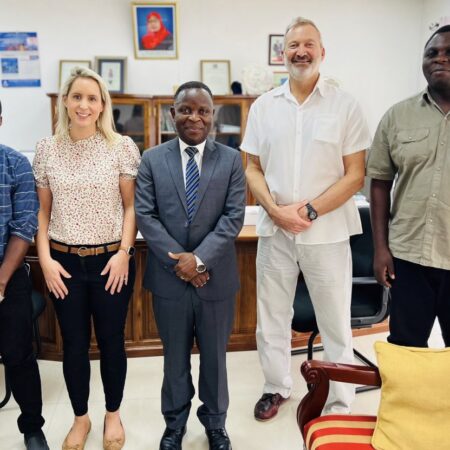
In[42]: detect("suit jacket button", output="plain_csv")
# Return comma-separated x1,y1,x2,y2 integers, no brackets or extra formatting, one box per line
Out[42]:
184,221,189,227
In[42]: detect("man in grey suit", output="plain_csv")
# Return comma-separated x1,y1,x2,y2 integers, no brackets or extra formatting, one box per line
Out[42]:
135,81,246,450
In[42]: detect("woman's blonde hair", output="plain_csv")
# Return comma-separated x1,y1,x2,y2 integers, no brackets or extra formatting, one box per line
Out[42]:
55,66,120,146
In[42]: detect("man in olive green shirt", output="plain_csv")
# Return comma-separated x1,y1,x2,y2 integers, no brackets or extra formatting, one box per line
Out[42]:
367,25,450,347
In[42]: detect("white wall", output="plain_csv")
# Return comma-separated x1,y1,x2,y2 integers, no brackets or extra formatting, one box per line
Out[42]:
0,0,428,155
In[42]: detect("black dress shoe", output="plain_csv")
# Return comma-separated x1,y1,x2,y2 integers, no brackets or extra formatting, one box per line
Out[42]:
24,430,50,450
206,428,232,450
159,426,186,450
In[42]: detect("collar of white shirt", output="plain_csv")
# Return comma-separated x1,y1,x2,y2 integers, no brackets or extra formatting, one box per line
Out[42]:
274,75,330,103
178,138,206,157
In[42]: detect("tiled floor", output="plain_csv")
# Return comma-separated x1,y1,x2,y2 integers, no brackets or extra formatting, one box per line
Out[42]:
0,326,444,450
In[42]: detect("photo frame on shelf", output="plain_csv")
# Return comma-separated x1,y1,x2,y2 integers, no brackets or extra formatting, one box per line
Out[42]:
132,2,178,59
59,60,91,88
200,60,231,95
273,71,289,87
95,56,127,93
268,34,284,66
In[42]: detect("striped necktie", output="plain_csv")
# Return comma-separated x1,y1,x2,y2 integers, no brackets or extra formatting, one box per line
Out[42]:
185,146,199,223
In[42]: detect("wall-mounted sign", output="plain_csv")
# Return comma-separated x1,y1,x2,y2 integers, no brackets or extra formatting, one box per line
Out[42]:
0,32,41,88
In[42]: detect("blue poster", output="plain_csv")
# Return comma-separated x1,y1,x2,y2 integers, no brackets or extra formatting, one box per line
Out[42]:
0,32,41,87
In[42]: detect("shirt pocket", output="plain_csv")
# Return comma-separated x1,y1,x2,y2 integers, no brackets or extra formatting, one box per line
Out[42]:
396,128,429,163
313,115,340,144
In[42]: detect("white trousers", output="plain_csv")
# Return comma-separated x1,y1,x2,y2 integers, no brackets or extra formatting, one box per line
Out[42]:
255,230,355,413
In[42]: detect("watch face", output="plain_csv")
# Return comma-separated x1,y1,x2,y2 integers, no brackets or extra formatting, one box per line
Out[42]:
196,264,206,273
128,246,136,257
308,210,318,220
306,203,318,220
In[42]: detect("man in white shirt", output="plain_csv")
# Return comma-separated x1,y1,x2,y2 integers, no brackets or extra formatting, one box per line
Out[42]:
241,17,371,419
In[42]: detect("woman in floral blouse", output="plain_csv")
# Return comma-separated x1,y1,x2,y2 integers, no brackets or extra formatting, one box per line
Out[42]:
33,67,140,450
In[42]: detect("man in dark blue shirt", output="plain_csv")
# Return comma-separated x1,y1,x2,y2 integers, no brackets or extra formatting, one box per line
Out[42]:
0,100,49,450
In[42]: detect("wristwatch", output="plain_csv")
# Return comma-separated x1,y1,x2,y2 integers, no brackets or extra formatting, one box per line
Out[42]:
194,255,207,273
119,246,136,257
196,264,207,273
305,203,318,221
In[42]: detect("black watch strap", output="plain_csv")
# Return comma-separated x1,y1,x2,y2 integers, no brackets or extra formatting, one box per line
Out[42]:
306,203,318,220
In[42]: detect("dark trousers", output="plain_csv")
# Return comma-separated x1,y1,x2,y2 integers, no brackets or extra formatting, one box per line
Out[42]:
153,287,235,430
0,265,45,434
388,257,450,347
50,247,135,416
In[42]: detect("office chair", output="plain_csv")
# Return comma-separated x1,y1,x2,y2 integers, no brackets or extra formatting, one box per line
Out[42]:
291,205,389,392
0,289,46,408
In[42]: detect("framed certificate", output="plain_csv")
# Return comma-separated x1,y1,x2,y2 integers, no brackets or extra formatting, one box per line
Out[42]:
200,60,231,95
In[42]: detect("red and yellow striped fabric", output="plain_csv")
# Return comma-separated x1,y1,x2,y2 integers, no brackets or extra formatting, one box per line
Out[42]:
304,414,377,450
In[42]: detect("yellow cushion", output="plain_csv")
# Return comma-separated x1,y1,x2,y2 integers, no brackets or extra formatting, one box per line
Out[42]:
372,341,450,450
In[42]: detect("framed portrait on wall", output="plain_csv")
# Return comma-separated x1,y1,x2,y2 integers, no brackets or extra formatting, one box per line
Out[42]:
59,60,91,88
268,34,284,66
95,57,127,93
132,2,178,59
200,60,231,95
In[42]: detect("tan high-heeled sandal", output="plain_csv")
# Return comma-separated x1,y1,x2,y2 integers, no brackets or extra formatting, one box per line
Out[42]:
62,421,91,450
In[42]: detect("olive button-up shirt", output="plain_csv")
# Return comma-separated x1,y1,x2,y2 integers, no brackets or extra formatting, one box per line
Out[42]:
367,90,450,270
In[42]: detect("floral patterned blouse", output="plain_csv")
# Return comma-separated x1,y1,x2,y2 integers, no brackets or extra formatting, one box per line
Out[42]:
33,132,141,245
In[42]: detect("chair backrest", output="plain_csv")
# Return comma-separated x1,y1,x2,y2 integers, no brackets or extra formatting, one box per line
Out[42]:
350,206,374,278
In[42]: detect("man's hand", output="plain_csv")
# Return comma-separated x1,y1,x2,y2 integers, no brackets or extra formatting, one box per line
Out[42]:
270,201,312,234
190,271,210,288
298,205,312,222
0,278,6,299
373,247,395,288
168,252,198,281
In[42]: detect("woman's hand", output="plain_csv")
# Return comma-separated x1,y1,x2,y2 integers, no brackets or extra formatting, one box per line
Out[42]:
101,251,130,295
41,257,71,299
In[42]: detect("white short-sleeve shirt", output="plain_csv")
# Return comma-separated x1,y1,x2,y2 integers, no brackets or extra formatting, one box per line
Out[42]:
241,77,371,245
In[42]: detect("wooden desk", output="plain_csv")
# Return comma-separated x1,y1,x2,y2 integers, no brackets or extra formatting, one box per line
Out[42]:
29,226,387,360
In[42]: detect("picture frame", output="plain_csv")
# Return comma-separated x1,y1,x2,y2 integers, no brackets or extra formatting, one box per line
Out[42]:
200,60,231,95
95,56,127,93
273,71,289,88
268,34,284,66
132,2,178,59
59,60,91,88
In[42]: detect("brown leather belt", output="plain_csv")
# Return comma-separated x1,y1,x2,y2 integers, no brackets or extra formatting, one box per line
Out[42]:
50,241,120,257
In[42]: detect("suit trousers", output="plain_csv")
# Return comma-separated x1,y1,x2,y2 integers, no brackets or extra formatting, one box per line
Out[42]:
50,247,135,416
153,286,235,430
256,230,355,413
388,257,450,347
0,265,45,433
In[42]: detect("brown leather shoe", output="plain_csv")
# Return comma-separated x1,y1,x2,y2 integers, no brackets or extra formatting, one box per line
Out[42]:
254,393,289,421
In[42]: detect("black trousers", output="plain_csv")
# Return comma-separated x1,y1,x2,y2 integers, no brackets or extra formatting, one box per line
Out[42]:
50,247,135,416
153,287,235,431
0,265,45,434
388,257,450,347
